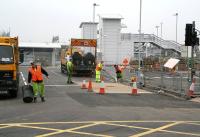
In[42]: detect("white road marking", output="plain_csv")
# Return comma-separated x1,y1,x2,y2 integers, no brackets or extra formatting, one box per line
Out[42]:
20,72,27,85
50,70,62,77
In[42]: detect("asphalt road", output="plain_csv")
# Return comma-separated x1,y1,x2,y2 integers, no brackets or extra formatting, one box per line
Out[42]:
0,66,200,137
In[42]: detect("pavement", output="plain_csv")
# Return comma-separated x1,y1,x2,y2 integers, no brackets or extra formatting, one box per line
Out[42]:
77,80,152,94
190,97,200,103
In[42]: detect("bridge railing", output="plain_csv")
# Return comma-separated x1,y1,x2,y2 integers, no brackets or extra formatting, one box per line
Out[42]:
121,33,181,53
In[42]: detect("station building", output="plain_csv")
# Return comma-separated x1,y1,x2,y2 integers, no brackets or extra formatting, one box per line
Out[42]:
19,42,64,66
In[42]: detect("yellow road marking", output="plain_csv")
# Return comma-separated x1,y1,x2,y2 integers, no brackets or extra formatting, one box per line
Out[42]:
36,130,65,137
36,123,100,137
15,124,61,131
2,120,200,126
1,121,200,137
130,122,182,137
104,123,151,130
161,129,200,136
186,122,200,126
0,125,13,129
67,130,114,137
104,122,200,137
66,122,100,131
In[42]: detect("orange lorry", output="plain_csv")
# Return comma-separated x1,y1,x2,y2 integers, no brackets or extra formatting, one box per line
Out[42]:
61,39,97,75
0,37,19,97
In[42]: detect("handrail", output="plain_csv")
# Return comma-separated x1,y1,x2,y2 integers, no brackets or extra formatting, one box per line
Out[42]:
121,33,181,53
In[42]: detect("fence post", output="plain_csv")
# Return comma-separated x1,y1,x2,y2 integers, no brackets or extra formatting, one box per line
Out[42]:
198,72,200,92
180,72,183,93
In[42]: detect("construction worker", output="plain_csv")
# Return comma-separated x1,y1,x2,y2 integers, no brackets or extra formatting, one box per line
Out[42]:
114,64,122,82
65,52,71,61
95,61,103,82
66,58,73,84
28,61,49,102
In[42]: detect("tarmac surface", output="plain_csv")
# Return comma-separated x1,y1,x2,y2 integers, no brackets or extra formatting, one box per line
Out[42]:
0,66,200,137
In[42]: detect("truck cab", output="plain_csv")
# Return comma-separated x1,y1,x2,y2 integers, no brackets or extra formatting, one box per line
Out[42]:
0,37,19,97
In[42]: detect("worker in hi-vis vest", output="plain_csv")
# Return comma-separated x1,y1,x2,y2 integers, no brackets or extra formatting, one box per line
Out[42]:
114,65,123,82
66,58,73,84
95,61,103,82
28,61,49,103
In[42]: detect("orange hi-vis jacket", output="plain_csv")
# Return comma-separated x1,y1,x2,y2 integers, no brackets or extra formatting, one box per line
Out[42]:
96,63,102,71
29,65,43,82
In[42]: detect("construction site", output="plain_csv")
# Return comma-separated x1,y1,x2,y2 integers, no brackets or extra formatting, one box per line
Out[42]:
1,1,200,137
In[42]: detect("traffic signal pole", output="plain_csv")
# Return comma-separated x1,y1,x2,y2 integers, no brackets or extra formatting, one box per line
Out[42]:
191,45,194,80
185,21,199,81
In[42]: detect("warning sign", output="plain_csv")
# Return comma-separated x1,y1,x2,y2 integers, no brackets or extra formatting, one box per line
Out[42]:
71,39,97,47
164,58,180,69
122,58,129,66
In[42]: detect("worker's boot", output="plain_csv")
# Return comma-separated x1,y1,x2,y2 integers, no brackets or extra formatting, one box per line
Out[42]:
41,97,45,102
33,97,37,103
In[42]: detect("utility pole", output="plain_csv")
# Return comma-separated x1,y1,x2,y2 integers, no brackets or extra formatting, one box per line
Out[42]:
160,22,163,38
93,3,99,22
138,0,142,69
185,21,199,81
92,3,99,39
174,13,178,42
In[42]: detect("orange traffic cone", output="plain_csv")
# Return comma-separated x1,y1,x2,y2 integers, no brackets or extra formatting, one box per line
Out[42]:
81,80,87,89
88,80,93,92
130,77,137,95
187,78,195,98
99,81,105,94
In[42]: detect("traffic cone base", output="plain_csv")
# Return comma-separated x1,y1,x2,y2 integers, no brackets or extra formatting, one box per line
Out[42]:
99,88,105,94
88,80,93,92
132,88,137,94
130,81,138,95
99,81,105,95
187,78,195,98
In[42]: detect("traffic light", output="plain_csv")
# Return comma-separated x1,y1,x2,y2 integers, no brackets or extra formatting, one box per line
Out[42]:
185,22,199,46
185,24,193,46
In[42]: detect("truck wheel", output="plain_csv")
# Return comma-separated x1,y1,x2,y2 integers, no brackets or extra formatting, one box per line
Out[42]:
10,90,18,98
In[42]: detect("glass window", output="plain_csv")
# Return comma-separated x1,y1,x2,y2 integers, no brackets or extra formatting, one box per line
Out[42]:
0,45,14,64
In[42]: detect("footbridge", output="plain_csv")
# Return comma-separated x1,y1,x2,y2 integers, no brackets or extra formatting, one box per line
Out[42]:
121,33,182,54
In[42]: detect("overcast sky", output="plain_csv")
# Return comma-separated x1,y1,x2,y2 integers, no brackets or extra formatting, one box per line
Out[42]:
0,0,199,44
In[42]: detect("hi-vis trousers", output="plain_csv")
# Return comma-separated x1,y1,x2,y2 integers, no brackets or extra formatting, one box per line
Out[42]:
32,82,45,97
95,70,101,82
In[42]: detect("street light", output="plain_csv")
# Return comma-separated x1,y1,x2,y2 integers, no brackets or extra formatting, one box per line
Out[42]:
160,22,163,38
93,3,99,22
174,13,178,42
92,3,99,39
138,0,142,69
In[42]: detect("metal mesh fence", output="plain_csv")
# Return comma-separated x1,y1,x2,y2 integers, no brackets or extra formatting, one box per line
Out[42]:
103,65,200,96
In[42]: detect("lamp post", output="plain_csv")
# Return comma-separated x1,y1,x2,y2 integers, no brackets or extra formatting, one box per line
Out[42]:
92,3,99,40
138,0,142,69
160,22,163,38
93,3,99,22
174,13,178,42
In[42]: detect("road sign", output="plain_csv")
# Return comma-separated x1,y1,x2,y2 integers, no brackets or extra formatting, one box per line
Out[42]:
71,39,97,47
164,58,180,69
